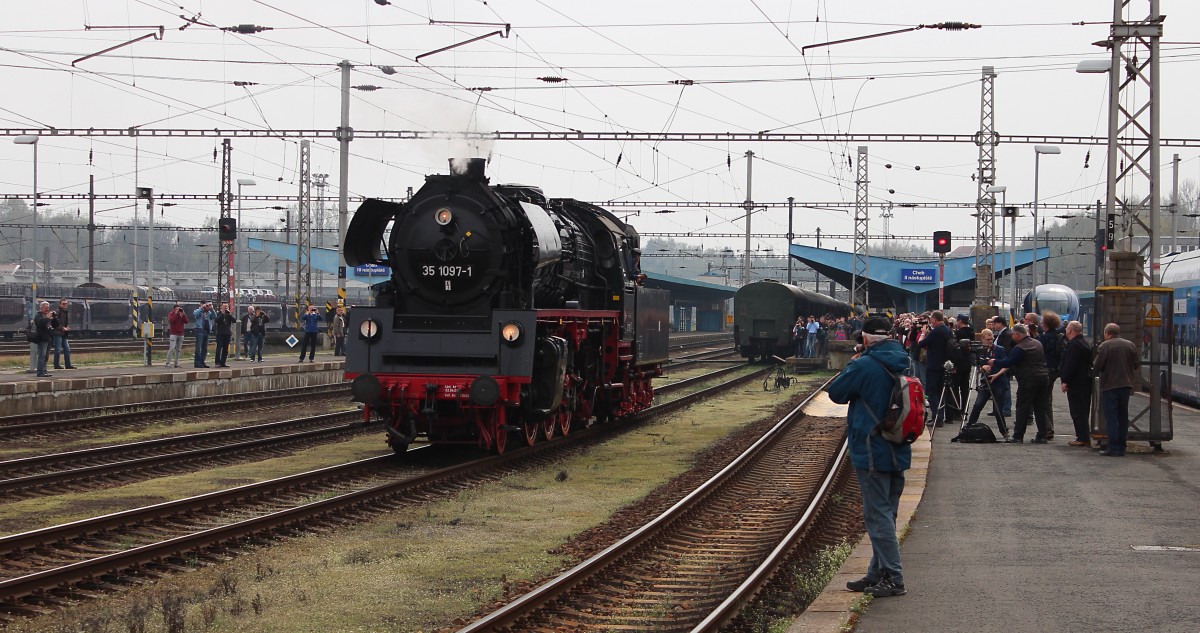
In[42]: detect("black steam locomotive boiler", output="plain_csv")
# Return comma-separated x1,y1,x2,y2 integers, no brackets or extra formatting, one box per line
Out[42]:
343,158,670,454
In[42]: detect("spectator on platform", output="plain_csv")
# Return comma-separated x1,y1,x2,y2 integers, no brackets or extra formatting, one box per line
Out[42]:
828,316,910,598
299,304,323,362
833,316,849,341
250,307,269,362
1037,311,1065,440
1093,323,1140,457
330,306,347,357
988,318,1014,417
192,301,215,368
165,303,188,368
1024,313,1041,335
1058,320,1094,447
961,327,1011,440
33,300,56,377
804,316,819,358
951,314,975,421
919,310,954,426
792,317,807,357
985,324,1050,443
213,305,236,367
52,298,75,370
239,305,255,360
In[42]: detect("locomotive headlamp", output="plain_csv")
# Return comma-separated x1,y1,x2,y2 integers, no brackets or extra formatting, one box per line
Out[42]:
435,207,454,226
500,321,523,344
359,318,382,341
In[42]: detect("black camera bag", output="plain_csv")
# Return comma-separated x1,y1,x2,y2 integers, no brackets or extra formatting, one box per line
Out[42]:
957,422,997,443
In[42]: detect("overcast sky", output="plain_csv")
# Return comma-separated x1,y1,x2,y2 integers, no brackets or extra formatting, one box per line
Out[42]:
2,0,1198,257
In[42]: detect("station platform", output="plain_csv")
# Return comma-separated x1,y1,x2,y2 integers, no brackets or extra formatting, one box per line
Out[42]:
791,388,1200,633
0,353,347,416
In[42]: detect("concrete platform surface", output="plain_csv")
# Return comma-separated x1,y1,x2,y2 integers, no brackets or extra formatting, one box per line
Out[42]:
793,388,1200,633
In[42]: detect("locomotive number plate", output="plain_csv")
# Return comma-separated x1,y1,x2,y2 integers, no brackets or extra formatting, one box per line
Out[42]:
421,265,474,277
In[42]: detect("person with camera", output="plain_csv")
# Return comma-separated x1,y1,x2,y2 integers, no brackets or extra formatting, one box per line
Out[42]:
250,307,269,362
192,301,215,368
33,300,57,377
52,298,76,370
951,314,975,421
213,305,236,368
1058,320,1094,447
961,327,1011,439
165,303,188,368
918,311,954,427
299,304,323,363
828,316,912,598
987,318,1014,418
984,323,1050,443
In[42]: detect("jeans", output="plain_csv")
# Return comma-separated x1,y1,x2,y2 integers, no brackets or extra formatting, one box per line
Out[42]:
854,467,905,585
1101,387,1131,454
299,332,318,361
51,334,71,368
167,334,184,366
333,335,345,356
966,380,1009,438
36,341,50,375
1044,370,1060,435
193,331,210,367
1065,380,1093,443
241,332,252,358
253,333,265,360
804,336,816,358
992,375,1012,417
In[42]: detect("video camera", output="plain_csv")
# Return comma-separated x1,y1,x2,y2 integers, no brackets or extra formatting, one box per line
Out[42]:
956,338,990,364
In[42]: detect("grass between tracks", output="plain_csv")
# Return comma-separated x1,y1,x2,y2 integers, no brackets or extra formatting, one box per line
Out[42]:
12,370,832,633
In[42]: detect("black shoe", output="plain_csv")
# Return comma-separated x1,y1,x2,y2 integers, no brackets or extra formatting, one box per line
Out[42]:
202,364,211,368
65,365,77,369
1030,437,1048,444
37,372,52,377
846,576,878,592
1004,437,1023,444
1099,450,1125,457
865,576,906,597
54,365,62,370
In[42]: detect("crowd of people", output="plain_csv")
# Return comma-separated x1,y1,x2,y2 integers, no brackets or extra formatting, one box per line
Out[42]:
792,314,863,358
828,308,1142,599
174,301,348,368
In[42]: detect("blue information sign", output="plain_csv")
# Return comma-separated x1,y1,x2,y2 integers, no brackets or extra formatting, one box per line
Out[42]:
900,268,936,284
354,263,389,276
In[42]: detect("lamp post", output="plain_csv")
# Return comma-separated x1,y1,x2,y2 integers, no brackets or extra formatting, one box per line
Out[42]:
13,135,38,317
1003,205,1018,323
235,179,255,358
985,184,1007,307
1033,145,1060,288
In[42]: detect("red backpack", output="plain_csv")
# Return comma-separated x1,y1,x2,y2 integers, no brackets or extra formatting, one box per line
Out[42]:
864,356,927,445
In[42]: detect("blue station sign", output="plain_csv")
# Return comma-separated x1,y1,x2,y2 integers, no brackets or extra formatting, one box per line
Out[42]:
353,263,390,276
900,268,936,284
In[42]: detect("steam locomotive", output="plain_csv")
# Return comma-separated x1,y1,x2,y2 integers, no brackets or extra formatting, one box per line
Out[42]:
343,159,670,454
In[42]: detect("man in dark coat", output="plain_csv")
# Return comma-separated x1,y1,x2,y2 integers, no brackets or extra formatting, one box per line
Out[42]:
918,311,954,426
213,305,236,367
52,298,75,369
1093,323,1140,456
1058,320,1094,447
986,324,1050,443
828,316,912,598
951,314,975,421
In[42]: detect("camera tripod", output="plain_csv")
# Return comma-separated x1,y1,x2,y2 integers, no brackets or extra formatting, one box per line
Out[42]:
956,360,1009,439
933,360,963,429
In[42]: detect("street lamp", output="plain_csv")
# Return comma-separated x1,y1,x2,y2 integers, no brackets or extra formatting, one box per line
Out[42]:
985,184,1008,308
235,178,255,358
1033,145,1060,287
13,135,38,316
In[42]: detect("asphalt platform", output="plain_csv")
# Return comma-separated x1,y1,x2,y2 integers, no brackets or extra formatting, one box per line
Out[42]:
791,387,1200,633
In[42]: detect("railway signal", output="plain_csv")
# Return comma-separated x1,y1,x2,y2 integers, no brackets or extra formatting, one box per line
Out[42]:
218,218,237,242
933,231,951,254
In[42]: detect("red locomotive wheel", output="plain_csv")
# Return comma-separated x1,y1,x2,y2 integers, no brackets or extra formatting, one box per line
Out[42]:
523,418,540,446
557,409,573,437
542,413,556,442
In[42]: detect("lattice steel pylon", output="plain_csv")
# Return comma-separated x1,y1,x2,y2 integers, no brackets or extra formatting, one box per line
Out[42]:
974,66,998,304
850,146,869,314
218,139,233,311
1104,0,1161,284
296,139,313,313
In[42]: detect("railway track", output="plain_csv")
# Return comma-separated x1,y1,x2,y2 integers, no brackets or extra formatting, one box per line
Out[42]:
455,379,855,633
0,339,147,358
0,383,352,440
0,410,370,499
0,363,765,616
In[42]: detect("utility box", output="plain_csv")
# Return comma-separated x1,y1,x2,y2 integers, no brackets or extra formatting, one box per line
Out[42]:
1091,286,1174,448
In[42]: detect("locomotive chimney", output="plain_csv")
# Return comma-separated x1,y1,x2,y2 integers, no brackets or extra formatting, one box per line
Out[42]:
448,157,487,181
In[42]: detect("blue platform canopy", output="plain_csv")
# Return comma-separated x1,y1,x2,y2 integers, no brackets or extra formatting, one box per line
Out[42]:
247,238,390,285
789,244,1050,313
